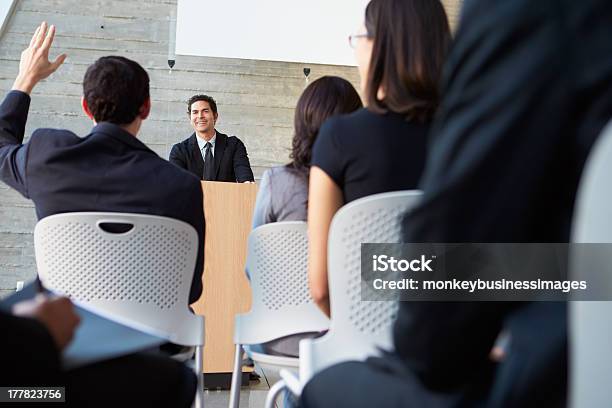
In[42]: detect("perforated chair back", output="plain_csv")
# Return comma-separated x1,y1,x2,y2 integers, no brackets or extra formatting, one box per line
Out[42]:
235,221,329,345
299,190,422,381
229,222,329,408
570,120,612,408
34,212,204,346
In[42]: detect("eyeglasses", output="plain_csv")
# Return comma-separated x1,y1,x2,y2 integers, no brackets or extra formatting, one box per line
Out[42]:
348,33,370,49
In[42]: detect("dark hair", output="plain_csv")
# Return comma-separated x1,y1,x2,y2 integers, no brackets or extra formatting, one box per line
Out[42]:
364,0,450,122
289,76,363,174
83,56,150,125
187,95,218,115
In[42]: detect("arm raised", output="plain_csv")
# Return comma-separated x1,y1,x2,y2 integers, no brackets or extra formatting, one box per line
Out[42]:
12,22,67,95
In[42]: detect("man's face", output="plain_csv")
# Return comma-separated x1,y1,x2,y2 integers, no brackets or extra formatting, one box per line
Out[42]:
189,100,217,135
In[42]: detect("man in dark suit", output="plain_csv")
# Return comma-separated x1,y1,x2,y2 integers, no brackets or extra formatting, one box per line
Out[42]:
301,0,612,407
0,23,204,305
169,94,254,182
1,290,196,407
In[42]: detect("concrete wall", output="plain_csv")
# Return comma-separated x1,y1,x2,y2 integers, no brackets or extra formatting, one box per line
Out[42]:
0,0,463,298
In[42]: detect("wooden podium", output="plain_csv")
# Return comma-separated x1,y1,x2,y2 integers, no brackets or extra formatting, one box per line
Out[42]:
191,181,257,387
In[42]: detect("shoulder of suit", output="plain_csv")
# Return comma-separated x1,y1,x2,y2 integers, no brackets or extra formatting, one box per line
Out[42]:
180,134,195,145
30,128,80,147
170,134,194,151
156,152,202,184
222,134,246,146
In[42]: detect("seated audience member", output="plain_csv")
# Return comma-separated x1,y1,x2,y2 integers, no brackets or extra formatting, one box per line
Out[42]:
301,0,612,407
251,76,362,229
1,294,196,407
307,0,451,316
0,23,204,305
248,76,362,357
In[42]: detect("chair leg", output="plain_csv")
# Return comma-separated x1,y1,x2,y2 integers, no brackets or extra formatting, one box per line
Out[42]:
264,380,287,408
194,345,204,408
228,344,243,408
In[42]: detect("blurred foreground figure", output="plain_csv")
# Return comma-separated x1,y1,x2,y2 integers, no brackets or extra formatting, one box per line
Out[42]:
1,293,196,408
301,0,612,407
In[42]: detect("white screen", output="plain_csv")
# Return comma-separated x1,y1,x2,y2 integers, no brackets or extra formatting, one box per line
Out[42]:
0,1,17,37
176,0,369,66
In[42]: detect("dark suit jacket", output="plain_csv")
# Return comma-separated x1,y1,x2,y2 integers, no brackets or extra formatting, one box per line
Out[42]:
0,91,204,304
0,307,197,407
0,310,62,385
169,132,254,182
393,0,612,407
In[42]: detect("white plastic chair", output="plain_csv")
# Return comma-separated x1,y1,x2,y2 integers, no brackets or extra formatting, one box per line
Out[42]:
269,190,423,405
570,120,612,408
34,212,205,408
228,221,329,408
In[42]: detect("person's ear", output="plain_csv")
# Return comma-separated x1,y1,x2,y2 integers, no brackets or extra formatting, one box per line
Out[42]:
81,97,94,121
213,112,219,123
140,97,151,120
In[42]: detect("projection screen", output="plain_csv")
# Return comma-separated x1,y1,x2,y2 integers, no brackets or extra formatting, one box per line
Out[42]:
176,0,369,66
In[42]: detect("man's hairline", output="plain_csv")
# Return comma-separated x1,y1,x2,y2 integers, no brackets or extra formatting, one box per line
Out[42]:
187,96,217,115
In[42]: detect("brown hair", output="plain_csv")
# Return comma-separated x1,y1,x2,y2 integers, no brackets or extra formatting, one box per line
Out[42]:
187,94,218,115
289,76,363,175
364,0,450,122
83,56,150,125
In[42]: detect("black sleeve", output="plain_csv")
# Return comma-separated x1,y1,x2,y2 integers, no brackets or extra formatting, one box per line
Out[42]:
311,117,346,188
395,0,573,389
169,143,188,170
0,91,32,198
232,138,254,182
0,311,63,385
403,0,573,243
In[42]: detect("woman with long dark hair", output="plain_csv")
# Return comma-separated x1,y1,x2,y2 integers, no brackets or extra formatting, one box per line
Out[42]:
248,76,361,357
308,0,451,316
251,76,362,229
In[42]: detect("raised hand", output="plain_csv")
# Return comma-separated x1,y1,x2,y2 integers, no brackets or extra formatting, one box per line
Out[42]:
12,22,67,94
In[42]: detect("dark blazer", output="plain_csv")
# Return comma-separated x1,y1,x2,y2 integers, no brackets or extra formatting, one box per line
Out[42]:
396,0,612,407
0,305,197,407
0,310,62,385
0,91,204,304
169,132,254,182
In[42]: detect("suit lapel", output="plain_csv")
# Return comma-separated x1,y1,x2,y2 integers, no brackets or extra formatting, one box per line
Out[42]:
189,133,205,179
213,131,227,180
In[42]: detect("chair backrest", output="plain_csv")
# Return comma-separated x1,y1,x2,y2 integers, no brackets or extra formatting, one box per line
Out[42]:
570,120,612,408
235,221,329,345
34,212,204,346
300,190,422,381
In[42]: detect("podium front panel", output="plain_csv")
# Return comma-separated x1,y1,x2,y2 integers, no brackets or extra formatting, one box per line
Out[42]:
191,181,256,373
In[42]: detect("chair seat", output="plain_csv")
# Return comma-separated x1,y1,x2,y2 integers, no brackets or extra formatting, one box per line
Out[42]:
249,350,299,369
